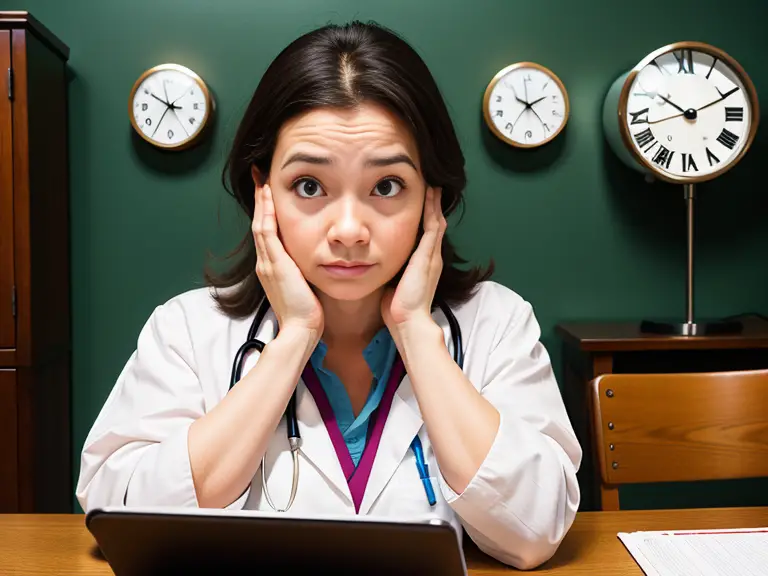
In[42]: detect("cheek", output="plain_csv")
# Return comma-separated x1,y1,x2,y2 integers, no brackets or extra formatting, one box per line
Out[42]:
379,211,421,266
273,204,315,265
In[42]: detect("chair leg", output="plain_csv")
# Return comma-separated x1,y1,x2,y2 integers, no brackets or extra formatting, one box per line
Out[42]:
600,485,620,511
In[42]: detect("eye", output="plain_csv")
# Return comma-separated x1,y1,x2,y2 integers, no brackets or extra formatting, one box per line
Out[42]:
293,178,325,198
372,178,405,198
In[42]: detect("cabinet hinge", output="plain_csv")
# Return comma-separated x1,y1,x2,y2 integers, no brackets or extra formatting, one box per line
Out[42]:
11,285,16,317
7,68,13,100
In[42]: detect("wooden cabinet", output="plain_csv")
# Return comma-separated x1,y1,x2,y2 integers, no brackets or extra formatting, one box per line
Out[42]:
0,12,71,512
556,315,768,511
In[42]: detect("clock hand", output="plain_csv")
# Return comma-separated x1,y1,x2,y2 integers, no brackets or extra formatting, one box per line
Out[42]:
696,86,740,112
523,78,530,106
163,80,173,109
161,81,184,110
172,109,190,138
171,85,195,107
150,93,170,107
648,112,685,124
151,107,171,138
528,104,546,126
510,105,528,130
657,93,687,114
529,95,547,106
510,85,529,106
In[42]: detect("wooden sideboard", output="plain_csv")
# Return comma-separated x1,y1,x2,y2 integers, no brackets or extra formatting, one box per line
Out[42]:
556,314,768,511
0,11,71,512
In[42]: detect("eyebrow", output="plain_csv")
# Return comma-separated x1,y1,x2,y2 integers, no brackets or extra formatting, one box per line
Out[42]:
281,152,418,172
364,154,418,172
281,153,331,169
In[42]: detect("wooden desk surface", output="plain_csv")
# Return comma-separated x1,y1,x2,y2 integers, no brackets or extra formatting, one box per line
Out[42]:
556,314,768,352
0,507,765,574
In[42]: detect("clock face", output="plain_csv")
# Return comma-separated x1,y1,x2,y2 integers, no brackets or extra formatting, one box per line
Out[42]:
484,63,569,148
130,64,212,150
622,44,757,182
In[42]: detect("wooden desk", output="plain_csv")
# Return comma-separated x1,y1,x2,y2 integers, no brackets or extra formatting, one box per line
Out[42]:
0,507,765,574
556,314,768,510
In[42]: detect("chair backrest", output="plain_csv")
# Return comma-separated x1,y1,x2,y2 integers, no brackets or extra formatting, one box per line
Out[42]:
590,369,768,510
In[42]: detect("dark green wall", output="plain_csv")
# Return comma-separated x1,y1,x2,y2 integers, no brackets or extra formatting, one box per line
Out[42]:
6,0,767,512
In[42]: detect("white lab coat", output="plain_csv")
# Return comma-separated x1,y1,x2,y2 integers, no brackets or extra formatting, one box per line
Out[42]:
76,280,581,570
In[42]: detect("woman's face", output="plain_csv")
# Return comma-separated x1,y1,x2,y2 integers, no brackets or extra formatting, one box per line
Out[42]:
264,102,427,302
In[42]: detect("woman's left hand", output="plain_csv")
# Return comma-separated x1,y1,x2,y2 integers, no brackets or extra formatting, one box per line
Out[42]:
381,186,446,337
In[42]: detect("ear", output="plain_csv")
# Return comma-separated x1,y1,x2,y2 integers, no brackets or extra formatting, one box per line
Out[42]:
250,165,266,187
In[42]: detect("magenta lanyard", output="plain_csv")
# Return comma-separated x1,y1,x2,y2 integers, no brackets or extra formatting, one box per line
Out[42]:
301,357,405,513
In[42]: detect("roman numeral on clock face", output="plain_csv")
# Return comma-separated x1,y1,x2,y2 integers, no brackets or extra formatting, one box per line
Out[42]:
629,108,649,125
706,147,720,166
652,145,674,169
633,128,655,149
716,128,739,150
725,107,743,122
681,153,698,172
673,49,694,74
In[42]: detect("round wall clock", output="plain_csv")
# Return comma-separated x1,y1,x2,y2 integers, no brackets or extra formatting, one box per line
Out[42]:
605,41,759,183
129,63,214,151
483,62,570,148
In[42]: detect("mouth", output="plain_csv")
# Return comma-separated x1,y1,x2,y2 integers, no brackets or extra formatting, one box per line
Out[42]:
320,261,375,278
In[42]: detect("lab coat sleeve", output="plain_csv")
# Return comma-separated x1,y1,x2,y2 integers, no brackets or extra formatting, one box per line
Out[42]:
437,297,582,570
75,299,250,512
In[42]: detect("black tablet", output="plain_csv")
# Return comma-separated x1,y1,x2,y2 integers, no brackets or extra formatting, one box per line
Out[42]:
86,506,468,576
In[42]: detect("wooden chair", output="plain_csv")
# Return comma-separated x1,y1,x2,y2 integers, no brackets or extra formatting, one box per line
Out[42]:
590,369,768,510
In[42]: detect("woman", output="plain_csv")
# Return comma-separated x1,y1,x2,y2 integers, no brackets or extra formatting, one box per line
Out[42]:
77,21,581,569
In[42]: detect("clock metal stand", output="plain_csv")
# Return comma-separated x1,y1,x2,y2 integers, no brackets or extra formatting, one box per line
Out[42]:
639,182,742,336
602,51,755,338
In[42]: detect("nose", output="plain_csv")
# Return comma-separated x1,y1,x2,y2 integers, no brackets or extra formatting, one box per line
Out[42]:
326,196,370,247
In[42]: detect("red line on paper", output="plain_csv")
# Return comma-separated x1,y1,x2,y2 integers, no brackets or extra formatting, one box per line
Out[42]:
660,529,768,536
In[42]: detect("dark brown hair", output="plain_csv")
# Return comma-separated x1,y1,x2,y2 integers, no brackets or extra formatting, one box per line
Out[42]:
206,20,493,318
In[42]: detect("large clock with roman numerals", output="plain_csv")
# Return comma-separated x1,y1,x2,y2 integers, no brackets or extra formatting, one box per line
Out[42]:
617,41,759,183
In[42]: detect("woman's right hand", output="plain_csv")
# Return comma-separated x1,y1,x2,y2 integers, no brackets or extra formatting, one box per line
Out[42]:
252,183,324,339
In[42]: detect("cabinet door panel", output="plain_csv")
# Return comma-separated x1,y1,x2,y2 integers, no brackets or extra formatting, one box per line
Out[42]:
0,30,14,348
0,369,18,511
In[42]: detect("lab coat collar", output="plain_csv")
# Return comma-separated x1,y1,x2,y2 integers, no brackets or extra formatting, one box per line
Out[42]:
358,373,423,514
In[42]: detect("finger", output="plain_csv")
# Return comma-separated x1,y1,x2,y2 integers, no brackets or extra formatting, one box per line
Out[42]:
433,186,446,246
260,185,285,265
404,191,437,275
434,187,447,248
429,188,446,278
423,187,443,261
252,186,270,271
423,187,440,232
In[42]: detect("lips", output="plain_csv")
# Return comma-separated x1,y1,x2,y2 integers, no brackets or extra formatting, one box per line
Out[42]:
321,261,375,278
325,261,373,267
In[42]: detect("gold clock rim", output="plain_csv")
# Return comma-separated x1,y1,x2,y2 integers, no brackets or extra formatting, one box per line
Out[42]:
128,63,215,151
483,61,570,149
617,41,760,185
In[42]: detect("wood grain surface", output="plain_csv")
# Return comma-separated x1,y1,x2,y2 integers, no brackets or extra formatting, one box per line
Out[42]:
0,507,765,575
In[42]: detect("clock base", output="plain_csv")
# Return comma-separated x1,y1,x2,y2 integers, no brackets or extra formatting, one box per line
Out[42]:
639,319,743,336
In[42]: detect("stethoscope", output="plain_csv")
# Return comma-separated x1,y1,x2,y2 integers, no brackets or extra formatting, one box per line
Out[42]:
229,297,464,512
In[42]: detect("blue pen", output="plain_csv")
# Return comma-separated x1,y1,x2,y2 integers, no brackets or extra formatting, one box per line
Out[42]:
410,435,437,506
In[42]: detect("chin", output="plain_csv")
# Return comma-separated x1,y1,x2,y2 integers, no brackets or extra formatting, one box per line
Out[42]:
311,279,383,302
